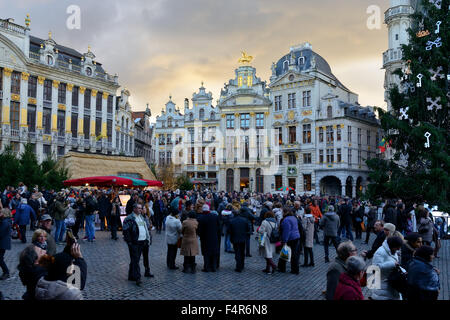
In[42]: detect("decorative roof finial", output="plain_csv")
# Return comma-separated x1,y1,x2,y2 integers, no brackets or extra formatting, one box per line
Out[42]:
201,81,204,87
25,14,30,28
48,31,52,39
88,45,91,52
169,94,172,101
238,51,253,65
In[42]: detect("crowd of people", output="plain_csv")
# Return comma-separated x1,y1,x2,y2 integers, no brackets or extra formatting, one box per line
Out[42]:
0,182,446,300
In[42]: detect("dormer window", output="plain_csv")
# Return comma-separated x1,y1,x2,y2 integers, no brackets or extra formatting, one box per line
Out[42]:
199,109,205,120
168,118,172,127
210,112,215,120
86,67,92,76
283,60,288,71
189,113,194,121
46,55,54,66
298,57,305,65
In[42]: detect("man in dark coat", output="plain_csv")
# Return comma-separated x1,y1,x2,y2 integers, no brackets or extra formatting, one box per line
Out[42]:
383,199,397,226
229,210,251,272
239,202,255,257
97,192,110,231
197,205,221,272
125,193,138,216
361,220,388,260
337,198,353,241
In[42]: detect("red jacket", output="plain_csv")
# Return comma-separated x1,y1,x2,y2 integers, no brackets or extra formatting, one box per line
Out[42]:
333,272,364,300
310,205,322,223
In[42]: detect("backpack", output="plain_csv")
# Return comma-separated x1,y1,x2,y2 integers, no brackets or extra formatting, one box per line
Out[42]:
268,222,281,243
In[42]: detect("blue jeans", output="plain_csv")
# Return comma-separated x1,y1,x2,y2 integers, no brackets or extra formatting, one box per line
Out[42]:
85,214,95,241
338,224,354,241
54,219,66,242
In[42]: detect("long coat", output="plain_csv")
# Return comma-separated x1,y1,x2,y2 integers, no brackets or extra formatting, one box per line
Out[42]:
0,217,12,250
180,218,199,256
301,214,315,248
370,240,401,300
258,218,276,258
197,213,221,256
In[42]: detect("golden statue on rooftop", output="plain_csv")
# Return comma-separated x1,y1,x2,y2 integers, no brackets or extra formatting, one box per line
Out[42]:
238,51,253,65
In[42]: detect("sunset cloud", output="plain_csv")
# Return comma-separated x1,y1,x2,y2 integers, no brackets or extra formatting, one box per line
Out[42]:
2,0,390,121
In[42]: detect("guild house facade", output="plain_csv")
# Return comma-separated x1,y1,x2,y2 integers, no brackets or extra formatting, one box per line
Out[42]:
152,46,381,196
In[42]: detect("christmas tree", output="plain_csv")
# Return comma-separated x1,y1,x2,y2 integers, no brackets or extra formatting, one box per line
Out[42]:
366,0,449,211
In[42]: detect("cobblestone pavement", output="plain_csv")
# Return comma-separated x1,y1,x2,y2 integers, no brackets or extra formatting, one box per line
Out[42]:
1,227,448,300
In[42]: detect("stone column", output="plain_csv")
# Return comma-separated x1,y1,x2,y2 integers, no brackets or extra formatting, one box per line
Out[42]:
90,89,97,152
51,80,59,158
35,76,45,162
1,68,12,151
19,72,29,153
234,168,240,192
65,84,73,153
78,87,85,152
112,96,117,154
341,181,346,197
101,92,108,154
249,167,255,193
352,182,357,199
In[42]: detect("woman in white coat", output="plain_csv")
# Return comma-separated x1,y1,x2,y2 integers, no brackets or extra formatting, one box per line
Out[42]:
370,236,404,300
257,211,277,274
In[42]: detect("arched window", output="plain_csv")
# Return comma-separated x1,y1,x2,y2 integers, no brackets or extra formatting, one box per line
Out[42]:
298,57,305,65
199,109,205,120
283,60,288,71
256,168,264,193
226,169,234,193
168,117,172,127
126,118,129,130
121,116,124,128
327,105,333,118
210,112,215,120
189,113,194,121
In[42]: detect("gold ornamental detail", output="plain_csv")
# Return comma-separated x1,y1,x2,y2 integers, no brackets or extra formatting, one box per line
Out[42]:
79,87,86,94
91,89,98,97
28,97,37,104
52,80,60,88
67,83,73,92
38,76,45,85
102,92,108,99
11,94,20,101
3,68,13,77
238,51,253,65
21,72,30,81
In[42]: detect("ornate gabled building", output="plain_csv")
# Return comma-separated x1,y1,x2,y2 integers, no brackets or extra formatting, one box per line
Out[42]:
217,53,273,193
153,96,184,175
132,103,153,166
0,16,121,162
181,83,220,190
115,89,134,156
269,43,380,197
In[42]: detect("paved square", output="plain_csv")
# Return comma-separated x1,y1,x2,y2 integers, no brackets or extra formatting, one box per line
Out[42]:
1,228,448,300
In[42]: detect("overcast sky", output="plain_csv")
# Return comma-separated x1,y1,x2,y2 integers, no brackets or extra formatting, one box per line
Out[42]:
2,0,390,122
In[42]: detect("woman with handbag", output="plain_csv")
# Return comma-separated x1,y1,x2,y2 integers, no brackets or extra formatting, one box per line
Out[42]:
369,236,404,300
257,211,278,274
180,211,199,273
165,210,182,270
110,196,121,240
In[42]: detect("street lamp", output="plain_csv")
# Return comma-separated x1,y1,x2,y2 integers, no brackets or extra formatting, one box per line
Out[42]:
250,177,254,193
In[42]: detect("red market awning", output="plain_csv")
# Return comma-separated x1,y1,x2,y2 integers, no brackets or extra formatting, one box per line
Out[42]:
63,176,162,187
139,179,164,187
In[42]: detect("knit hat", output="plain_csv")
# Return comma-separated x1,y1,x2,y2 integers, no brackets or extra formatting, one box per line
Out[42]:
202,204,210,212
384,223,396,234
328,205,334,212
